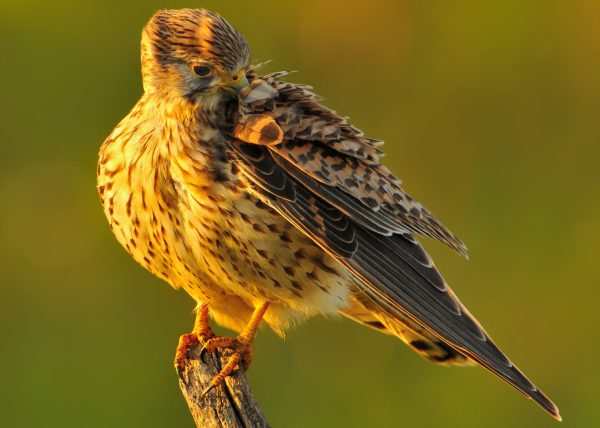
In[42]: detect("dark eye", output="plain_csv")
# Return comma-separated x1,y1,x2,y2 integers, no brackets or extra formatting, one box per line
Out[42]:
193,65,211,77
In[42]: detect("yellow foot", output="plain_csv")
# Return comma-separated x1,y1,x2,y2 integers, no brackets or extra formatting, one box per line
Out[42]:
174,304,215,377
174,333,199,376
200,302,270,396
200,336,255,396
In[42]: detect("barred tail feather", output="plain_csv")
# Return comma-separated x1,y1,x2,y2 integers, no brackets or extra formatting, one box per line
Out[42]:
341,294,474,366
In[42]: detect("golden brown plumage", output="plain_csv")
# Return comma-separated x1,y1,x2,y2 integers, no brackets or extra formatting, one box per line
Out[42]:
97,8,560,420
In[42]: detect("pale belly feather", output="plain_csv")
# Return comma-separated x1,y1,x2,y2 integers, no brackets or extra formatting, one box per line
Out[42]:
98,124,351,334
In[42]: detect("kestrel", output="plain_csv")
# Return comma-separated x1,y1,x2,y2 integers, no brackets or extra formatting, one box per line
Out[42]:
97,8,560,420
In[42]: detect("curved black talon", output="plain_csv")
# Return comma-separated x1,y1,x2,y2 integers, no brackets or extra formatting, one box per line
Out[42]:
199,344,210,361
176,366,187,383
201,383,218,397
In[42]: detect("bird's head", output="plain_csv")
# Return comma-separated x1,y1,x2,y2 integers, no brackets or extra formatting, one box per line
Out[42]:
140,9,250,104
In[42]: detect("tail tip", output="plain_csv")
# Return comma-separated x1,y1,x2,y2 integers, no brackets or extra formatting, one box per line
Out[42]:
552,410,562,422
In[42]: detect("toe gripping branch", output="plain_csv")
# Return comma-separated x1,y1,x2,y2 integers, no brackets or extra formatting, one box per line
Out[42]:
175,302,270,396
174,303,214,378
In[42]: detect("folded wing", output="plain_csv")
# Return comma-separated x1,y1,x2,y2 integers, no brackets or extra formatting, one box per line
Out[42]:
224,72,560,420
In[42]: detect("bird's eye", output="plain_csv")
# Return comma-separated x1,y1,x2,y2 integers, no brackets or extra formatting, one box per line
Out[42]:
193,65,212,77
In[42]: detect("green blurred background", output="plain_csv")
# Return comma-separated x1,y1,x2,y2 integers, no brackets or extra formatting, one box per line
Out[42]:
1,0,598,426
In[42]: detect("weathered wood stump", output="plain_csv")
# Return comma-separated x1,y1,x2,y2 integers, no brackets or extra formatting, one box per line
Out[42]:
177,340,270,428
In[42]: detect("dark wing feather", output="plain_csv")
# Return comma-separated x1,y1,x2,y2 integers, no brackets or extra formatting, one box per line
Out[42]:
240,72,468,256
224,72,560,420
232,140,296,201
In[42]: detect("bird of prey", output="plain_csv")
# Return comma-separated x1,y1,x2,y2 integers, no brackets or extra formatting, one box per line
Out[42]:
97,8,560,420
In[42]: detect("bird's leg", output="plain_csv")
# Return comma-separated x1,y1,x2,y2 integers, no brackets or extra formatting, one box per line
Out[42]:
193,302,216,341
174,303,214,374
201,302,270,395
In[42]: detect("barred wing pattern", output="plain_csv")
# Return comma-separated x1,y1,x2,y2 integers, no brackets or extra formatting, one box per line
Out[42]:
225,73,559,420
239,71,468,256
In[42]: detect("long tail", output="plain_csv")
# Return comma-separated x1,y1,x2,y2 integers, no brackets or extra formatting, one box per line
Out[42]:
341,292,561,421
341,293,474,366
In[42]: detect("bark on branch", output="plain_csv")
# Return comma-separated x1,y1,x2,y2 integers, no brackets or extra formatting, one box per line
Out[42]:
177,341,270,428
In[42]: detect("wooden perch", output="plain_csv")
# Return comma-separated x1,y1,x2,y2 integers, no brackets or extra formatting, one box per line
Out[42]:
177,340,270,428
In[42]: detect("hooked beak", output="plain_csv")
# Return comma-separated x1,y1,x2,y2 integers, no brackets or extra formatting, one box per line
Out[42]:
223,72,249,94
